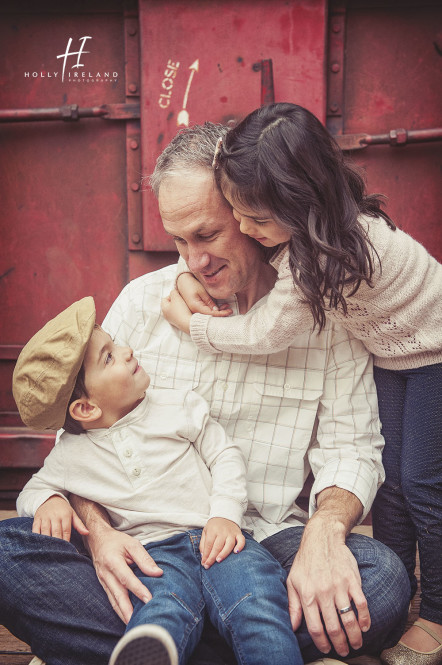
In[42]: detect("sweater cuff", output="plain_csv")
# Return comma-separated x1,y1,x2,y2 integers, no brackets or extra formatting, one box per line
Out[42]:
209,496,246,528
190,314,222,354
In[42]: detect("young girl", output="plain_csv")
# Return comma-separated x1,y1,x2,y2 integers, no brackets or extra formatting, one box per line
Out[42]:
162,103,442,665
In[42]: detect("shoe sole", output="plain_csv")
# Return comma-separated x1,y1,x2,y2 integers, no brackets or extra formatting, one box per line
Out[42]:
109,624,178,665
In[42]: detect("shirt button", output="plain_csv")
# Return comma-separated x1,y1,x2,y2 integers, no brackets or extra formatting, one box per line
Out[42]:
124,449,133,458
160,374,167,380
222,383,228,391
132,468,141,477
284,383,291,390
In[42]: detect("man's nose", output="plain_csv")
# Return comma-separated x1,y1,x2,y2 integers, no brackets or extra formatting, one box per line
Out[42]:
186,247,211,272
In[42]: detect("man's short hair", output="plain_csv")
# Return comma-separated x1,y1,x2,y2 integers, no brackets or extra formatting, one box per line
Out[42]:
149,122,229,197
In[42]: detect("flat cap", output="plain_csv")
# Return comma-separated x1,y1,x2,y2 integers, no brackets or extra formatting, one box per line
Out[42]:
13,297,96,430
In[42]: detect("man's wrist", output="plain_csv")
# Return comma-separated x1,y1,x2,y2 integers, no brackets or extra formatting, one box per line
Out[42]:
310,486,363,537
305,510,348,542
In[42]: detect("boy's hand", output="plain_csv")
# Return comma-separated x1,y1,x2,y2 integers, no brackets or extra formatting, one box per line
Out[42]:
200,517,245,569
161,288,193,334
176,273,233,317
33,495,89,542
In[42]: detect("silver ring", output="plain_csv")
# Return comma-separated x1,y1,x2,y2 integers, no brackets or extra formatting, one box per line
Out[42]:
338,605,352,615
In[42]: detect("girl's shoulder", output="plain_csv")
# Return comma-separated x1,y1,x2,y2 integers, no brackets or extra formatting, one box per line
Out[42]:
358,213,442,280
357,214,393,256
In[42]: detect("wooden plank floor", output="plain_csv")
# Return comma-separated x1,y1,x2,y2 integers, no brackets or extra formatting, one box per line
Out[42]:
0,513,420,665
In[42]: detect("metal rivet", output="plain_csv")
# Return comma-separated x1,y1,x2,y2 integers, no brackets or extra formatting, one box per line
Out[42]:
129,140,139,150
332,23,341,33
329,102,339,113
132,233,141,244
128,26,137,36
131,182,140,192
331,62,340,73
128,83,138,94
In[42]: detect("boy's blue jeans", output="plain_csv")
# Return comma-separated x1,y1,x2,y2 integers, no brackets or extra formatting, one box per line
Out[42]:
126,530,301,665
0,519,409,665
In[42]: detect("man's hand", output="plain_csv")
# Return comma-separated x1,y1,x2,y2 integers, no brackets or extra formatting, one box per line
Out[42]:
70,496,163,624
33,495,89,542
200,517,245,569
176,272,232,317
287,488,370,658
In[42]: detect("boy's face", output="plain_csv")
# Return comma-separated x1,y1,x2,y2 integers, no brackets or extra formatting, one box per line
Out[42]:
83,327,150,425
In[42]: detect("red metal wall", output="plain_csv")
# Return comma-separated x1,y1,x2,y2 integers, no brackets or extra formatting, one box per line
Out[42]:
340,2,442,261
1,0,440,506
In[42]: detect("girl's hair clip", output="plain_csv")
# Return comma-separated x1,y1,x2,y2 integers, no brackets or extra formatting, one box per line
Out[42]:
212,137,223,169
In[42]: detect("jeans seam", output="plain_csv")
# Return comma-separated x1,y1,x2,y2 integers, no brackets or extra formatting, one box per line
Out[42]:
170,592,204,661
170,592,202,623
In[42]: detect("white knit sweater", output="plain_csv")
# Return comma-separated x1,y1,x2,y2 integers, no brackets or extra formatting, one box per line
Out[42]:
190,216,442,370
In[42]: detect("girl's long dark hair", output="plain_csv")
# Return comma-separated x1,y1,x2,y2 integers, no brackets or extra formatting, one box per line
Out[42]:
215,102,395,330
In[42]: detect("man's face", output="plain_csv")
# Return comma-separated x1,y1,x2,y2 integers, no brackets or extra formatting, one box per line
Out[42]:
159,169,263,301
83,327,150,424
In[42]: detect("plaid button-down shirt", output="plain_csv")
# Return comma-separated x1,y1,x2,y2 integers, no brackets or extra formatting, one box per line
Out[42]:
103,265,384,542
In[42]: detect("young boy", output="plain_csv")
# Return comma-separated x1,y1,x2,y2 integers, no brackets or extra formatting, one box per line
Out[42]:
13,297,303,665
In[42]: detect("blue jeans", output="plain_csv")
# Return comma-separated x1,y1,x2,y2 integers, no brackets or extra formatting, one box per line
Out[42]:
127,530,302,665
0,520,301,665
372,363,442,625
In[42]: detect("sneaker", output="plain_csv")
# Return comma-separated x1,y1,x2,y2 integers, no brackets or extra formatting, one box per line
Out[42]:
109,624,178,665
28,659,46,665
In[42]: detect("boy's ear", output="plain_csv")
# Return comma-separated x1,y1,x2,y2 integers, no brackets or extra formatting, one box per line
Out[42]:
69,398,102,424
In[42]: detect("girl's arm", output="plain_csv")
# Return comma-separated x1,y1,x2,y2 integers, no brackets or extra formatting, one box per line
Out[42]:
189,249,313,355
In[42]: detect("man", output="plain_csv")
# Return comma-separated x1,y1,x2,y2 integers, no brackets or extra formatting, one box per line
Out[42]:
0,123,409,665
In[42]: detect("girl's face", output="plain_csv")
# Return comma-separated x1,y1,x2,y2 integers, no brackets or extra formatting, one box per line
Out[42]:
222,187,291,247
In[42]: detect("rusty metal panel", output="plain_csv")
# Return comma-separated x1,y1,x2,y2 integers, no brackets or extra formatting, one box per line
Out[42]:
0,7,129,340
337,2,442,261
139,0,328,251
0,2,132,451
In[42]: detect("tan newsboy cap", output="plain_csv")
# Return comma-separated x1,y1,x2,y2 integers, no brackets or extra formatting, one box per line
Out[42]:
13,297,96,431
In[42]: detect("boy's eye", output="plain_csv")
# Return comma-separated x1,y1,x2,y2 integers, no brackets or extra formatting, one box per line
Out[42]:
105,352,113,365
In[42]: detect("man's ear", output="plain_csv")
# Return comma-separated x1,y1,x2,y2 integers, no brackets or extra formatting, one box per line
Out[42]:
69,398,102,424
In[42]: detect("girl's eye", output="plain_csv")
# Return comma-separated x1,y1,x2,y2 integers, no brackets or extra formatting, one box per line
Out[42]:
254,219,268,226
105,352,113,365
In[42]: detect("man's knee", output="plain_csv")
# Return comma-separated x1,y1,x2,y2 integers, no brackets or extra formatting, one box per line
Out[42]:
0,517,34,561
347,533,410,623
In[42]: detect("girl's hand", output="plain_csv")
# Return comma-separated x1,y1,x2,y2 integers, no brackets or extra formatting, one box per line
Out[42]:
33,495,89,542
199,517,245,569
176,273,232,317
161,289,193,334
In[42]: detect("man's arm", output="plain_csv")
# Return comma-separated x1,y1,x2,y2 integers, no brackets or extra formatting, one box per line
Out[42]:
287,326,384,658
287,487,369,658
70,496,163,624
